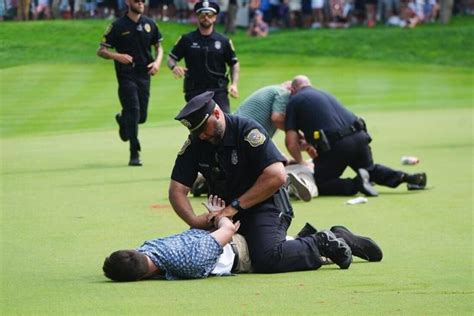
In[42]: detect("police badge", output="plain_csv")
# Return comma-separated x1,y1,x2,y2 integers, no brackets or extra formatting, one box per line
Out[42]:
215,41,221,50
231,150,238,165
144,23,151,33
244,129,266,147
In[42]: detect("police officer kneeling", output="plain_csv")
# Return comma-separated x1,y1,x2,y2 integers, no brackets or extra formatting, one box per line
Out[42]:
168,91,354,273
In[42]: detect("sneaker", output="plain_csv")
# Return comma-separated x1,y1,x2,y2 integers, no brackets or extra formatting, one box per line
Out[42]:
115,113,128,142
330,226,383,262
407,172,427,190
316,230,352,269
357,168,378,197
287,172,312,202
296,222,318,238
191,173,208,197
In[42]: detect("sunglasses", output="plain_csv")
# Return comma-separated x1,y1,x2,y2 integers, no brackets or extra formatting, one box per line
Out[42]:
198,12,216,18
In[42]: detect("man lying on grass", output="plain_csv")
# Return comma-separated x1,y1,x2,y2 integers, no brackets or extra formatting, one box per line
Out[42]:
103,196,383,281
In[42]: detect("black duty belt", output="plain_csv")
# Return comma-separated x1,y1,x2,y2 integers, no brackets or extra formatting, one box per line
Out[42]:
230,242,239,272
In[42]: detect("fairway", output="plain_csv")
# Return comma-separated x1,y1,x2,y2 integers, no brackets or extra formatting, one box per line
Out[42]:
1,20,473,315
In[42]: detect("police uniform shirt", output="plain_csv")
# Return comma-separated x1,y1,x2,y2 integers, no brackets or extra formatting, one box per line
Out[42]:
285,86,358,142
171,114,285,205
169,30,238,90
100,15,163,70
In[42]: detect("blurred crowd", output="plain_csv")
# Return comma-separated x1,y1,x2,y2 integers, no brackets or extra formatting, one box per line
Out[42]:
1,0,473,31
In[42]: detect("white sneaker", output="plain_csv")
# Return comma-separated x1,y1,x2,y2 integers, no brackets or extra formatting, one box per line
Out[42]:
287,172,312,202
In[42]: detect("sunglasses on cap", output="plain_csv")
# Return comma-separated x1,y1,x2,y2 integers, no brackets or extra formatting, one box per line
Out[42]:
198,12,216,18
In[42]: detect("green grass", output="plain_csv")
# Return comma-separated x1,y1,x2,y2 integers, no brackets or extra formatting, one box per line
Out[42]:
1,19,473,315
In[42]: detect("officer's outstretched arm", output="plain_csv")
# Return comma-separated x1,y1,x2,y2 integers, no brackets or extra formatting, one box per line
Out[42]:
169,180,213,229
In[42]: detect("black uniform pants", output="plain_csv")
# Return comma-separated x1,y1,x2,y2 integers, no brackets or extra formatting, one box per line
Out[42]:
314,131,406,195
185,89,230,113
236,207,322,273
117,70,150,156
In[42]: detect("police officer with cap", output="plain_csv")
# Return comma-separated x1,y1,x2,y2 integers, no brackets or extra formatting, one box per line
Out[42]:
168,91,354,273
97,0,164,166
167,1,240,114
285,75,428,196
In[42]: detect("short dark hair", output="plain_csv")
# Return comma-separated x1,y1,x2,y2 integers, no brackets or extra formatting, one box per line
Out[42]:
103,250,149,282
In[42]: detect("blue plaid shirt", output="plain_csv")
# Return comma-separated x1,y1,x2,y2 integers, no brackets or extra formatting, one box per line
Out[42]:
138,229,223,280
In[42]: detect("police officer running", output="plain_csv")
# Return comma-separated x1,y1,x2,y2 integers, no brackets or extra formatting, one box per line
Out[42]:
169,91,355,273
97,0,164,166
167,1,240,113
285,75,428,196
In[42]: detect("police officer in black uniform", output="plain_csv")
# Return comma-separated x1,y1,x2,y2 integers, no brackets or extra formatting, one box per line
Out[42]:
168,91,354,273
285,75,427,196
167,1,239,113
97,0,164,166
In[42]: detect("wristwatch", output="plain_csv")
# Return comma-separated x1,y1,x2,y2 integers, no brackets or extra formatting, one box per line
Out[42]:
230,199,245,212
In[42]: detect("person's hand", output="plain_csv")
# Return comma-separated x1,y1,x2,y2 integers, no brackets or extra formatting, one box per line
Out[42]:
306,145,318,159
229,84,239,98
147,61,160,75
202,194,225,213
114,53,133,65
207,205,238,224
172,65,187,79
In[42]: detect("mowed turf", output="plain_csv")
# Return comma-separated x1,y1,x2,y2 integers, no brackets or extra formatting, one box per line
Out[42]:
1,20,473,314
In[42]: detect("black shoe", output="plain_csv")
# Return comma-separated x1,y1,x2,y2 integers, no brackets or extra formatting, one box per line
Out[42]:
287,172,312,202
407,172,427,190
296,222,318,238
316,230,352,269
191,173,208,197
115,113,128,142
129,157,142,166
357,168,378,197
330,225,383,262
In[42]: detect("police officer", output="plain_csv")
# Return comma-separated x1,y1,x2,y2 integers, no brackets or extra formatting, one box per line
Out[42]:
285,75,428,196
169,91,354,273
97,0,164,166
167,1,239,113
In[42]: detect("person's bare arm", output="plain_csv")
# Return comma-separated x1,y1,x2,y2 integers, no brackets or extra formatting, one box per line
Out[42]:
210,217,240,247
168,180,213,229
97,45,133,64
167,56,188,78
147,43,163,75
229,62,240,98
271,112,285,130
212,162,286,219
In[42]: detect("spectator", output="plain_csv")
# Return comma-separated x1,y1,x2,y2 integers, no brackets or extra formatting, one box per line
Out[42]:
247,9,269,36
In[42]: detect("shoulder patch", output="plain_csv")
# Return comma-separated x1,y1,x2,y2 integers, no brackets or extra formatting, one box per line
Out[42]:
104,24,113,36
244,129,266,147
178,138,192,155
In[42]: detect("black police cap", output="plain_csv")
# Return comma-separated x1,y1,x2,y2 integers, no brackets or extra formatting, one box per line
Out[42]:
194,1,220,14
175,91,216,136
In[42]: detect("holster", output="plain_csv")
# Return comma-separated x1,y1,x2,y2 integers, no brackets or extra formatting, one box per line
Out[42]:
273,186,294,219
313,129,332,153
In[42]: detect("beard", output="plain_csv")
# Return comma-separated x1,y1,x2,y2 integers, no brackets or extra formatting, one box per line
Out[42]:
199,20,213,29
207,120,224,145
130,4,143,14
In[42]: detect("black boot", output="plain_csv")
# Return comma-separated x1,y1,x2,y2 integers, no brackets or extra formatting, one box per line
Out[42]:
405,172,427,190
129,152,142,166
330,226,383,262
316,230,352,269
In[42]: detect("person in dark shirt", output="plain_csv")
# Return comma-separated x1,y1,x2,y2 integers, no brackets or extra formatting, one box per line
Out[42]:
97,0,163,166
168,91,357,273
285,75,427,196
167,1,239,113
